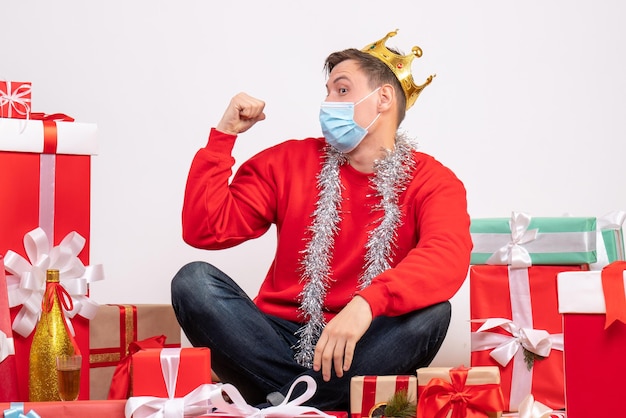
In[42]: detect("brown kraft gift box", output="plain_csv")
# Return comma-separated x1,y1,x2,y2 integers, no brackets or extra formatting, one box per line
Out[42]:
89,304,181,399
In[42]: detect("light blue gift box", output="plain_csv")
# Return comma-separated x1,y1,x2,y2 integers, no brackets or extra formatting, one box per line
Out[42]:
470,213,597,266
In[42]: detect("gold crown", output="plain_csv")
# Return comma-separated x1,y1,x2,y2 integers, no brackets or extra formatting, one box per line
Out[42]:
361,29,435,110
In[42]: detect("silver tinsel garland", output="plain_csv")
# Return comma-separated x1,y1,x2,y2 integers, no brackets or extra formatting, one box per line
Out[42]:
294,132,417,367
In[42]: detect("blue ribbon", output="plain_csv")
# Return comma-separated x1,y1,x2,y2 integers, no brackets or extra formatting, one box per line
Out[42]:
3,402,41,418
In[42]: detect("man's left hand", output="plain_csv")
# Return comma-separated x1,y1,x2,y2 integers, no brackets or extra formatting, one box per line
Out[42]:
312,296,373,381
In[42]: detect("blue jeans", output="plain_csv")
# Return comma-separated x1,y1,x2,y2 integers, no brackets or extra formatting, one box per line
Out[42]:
171,261,451,411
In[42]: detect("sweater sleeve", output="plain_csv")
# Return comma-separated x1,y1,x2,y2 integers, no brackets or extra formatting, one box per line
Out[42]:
181,128,276,249
356,159,473,317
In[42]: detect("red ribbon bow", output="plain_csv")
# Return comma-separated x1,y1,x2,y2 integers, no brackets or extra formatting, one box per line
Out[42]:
601,261,626,329
107,334,167,399
417,366,504,418
41,281,81,356
29,112,75,154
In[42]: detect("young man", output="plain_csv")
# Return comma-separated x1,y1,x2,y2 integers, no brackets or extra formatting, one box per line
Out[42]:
172,30,472,411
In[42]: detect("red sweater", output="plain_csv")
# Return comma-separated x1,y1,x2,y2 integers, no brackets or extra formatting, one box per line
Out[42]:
182,129,472,322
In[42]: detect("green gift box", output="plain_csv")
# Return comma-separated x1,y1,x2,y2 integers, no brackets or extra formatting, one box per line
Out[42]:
470,212,596,266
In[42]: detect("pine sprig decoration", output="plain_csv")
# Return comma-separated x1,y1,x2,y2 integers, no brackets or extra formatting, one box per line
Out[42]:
523,347,546,371
382,389,416,418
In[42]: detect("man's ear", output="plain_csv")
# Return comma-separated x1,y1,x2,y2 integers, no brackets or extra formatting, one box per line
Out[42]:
378,84,395,112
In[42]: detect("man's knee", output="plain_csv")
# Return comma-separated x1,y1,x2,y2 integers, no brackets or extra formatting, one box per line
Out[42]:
171,261,211,302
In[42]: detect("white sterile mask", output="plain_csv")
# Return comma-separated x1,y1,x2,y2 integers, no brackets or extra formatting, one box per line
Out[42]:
319,87,382,153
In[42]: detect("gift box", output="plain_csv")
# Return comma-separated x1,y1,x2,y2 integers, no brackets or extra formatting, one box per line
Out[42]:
1,400,126,418
89,304,182,400
470,264,588,411
470,212,596,266
557,262,626,418
0,80,31,119
132,347,212,398
350,375,417,418
417,366,504,418
0,256,19,402
1,114,99,401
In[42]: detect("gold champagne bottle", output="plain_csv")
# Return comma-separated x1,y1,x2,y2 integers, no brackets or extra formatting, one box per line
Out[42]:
29,269,77,401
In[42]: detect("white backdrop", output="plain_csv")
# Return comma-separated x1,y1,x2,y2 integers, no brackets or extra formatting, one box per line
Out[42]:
2,0,625,367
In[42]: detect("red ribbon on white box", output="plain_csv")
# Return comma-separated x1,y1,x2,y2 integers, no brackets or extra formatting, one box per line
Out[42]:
471,267,563,410
4,227,104,338
125,348,337,418
0,117,98,155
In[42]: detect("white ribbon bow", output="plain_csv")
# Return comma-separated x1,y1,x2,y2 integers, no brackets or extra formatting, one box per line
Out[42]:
125,383,222,418
0,330,15,362
516,394,557,418
125,348,220,418
211,375,336,418
486,212,539,268
471,318,563,367
0,80,32,119
4,227,104,337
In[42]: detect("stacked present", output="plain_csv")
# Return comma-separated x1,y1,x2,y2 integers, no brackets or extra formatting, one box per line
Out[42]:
90,304,182,400
1,79,102,401
469,212,596,412
1,80,191,408
469,210,626,415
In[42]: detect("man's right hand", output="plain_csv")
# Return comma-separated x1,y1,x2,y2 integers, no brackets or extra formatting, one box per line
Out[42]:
216,92,266,135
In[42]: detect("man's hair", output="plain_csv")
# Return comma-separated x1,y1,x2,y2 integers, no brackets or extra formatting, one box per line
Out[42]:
324,48,407,125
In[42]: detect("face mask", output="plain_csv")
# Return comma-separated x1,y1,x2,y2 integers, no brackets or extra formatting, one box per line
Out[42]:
319,88,381,153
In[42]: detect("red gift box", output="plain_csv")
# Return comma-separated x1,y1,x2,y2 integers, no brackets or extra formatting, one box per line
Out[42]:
0,80,31,119
0,255,19,401
557,262,626,418
349,375,417,418
1,400,126,418
0,114,99,401
132,347,212,398
470,264,587,411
